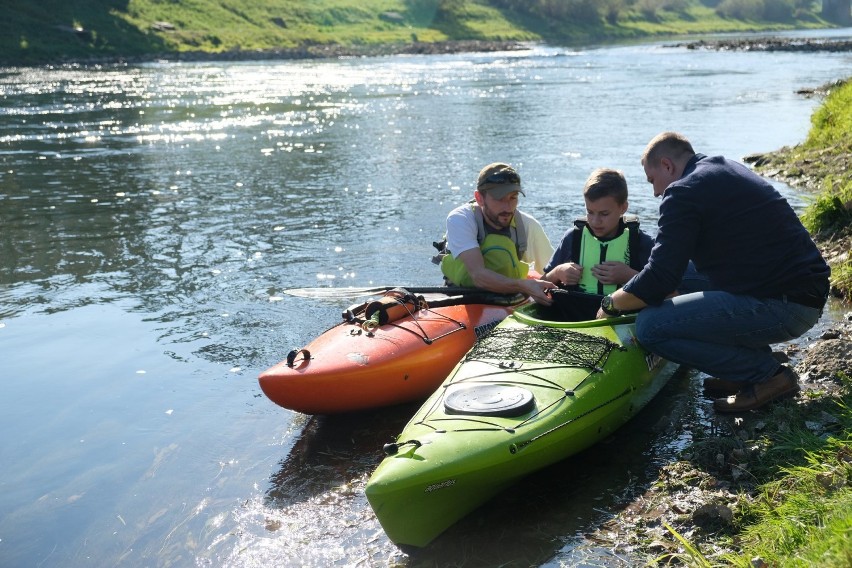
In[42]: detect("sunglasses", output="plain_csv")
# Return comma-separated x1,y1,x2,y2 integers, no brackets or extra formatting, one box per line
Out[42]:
478,169,520,187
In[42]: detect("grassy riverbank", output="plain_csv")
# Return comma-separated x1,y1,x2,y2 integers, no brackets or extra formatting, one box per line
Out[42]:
1,0,838,65
753,77,852,302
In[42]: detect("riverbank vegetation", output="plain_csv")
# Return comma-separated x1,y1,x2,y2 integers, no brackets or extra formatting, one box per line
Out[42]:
753,77,852,301
1,0,844,65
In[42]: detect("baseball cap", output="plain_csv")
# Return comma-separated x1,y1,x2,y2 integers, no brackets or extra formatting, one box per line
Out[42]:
476,163,525,199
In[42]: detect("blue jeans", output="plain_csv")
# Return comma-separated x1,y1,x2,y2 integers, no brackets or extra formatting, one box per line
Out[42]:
635,291,822,384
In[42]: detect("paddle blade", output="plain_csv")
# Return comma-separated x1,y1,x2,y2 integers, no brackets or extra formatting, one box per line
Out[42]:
282,286,394,299
281,285,494,299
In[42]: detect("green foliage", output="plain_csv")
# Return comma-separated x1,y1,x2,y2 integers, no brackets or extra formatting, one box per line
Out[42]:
717,0,766,19
832,257,852,302
801,177,852,236
716,0,819,21
806,80,852,149
799,80,852,260
667,381,852,567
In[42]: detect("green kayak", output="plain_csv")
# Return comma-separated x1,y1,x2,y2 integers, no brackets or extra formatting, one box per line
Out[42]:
365,298,675,549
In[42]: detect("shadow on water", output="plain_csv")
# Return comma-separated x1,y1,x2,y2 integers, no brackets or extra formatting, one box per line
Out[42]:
256,365,699,566
265,403,421,509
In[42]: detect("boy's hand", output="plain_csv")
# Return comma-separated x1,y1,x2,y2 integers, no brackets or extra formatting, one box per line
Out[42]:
591,261,637,285
544,262,583,286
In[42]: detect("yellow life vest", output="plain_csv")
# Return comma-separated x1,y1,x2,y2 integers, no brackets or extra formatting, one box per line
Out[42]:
439,203,529,287
577,222,632,295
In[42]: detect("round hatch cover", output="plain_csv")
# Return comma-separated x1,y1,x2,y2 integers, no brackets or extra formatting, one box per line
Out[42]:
444,384,535,417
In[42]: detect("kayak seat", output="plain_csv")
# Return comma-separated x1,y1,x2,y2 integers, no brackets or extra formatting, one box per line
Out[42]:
444,384,535,417
547,288,604,322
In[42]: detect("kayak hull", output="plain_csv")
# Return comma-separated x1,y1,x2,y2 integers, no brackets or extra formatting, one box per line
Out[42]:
259,294,524,415
365,302,673,548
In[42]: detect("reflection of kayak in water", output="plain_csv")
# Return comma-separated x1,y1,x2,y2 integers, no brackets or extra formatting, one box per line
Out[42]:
258,288,527,415
366,296,674,549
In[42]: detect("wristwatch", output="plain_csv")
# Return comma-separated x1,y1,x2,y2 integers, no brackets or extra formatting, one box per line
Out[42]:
600,294,621,317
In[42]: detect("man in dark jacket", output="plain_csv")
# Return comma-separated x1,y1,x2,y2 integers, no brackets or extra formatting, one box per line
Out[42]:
596,132,830,413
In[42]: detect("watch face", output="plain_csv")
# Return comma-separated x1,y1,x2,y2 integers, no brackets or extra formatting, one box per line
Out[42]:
601,295,616,314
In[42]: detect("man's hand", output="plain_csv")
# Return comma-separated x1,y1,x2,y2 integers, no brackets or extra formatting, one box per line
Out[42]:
522,278,557,305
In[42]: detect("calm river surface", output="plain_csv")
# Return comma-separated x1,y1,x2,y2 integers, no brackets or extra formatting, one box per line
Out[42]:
2,28,851,567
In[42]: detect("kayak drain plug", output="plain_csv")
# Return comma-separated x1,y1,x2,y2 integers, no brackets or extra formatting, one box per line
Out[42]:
383,440,421,456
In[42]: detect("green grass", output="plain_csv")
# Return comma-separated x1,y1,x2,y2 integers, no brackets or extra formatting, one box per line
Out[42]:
0,0,836,64
659,376,852,568
726,414,852,567
804,78,852,151
797,79,852,300
616,3,803,36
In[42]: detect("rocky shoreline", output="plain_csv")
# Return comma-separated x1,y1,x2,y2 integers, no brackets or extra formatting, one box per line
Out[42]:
670,36,852,52
32,39,530,67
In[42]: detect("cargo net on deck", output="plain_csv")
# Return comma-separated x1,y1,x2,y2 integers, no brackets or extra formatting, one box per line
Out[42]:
464,325,619,370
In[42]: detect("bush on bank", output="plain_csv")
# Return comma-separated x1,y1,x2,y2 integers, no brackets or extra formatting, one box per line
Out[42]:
786,79,851,300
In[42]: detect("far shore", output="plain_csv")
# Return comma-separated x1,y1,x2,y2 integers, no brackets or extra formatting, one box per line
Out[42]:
8,35,852,67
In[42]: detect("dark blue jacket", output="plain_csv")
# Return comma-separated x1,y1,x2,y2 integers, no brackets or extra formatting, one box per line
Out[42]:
623,154,829,304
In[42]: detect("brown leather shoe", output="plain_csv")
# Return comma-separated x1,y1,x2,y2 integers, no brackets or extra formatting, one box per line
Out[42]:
703,377,749,395
713,366,800,413
703,351,791,395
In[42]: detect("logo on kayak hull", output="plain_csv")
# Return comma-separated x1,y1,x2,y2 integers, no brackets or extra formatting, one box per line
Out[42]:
425,479,456,493
473,319,501,339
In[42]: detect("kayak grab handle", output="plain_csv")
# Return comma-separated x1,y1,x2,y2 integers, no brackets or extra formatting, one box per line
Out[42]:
383,439,421,456
286,348,311,368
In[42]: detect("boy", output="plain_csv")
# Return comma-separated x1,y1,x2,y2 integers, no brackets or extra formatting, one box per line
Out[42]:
543,168,652,295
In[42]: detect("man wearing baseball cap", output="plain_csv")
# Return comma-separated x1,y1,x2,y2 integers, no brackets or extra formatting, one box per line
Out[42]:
438,162,556,304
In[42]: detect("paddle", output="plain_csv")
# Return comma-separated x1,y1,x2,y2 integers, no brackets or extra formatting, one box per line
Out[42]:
282,285,484,299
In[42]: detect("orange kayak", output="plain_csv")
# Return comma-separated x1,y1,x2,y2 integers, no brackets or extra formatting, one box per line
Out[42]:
258,288,527,414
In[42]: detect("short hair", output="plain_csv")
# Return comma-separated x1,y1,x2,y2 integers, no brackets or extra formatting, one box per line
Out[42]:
641,132,696,167
583,168,628,204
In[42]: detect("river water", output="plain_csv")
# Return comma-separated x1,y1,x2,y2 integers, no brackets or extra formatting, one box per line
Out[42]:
1,28,850,567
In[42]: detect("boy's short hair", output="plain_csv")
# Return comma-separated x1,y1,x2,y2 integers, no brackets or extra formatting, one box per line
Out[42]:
583,168,628,204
